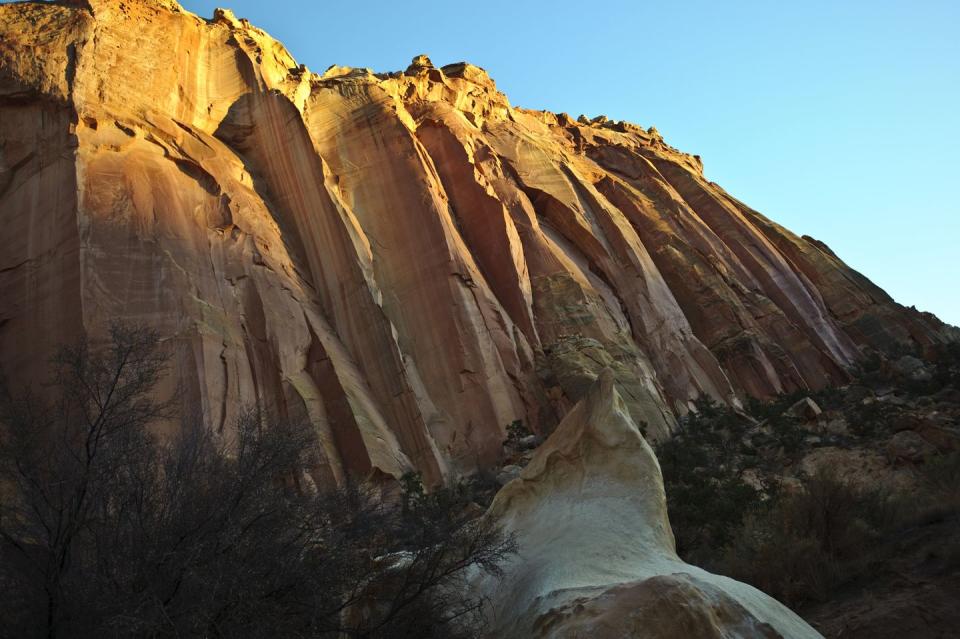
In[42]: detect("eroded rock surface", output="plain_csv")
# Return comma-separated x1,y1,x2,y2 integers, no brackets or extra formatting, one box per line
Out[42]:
476,369,822,638
0,0,955,486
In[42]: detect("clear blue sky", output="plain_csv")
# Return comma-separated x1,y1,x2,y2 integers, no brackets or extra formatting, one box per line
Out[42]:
109,1,960,324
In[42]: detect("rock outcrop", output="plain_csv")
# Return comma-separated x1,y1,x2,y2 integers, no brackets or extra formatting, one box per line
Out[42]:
0,0,955,486
475,369,822,638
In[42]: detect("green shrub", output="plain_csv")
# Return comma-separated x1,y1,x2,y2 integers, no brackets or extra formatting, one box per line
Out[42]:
504,419,531,446
769,414,806,455
657,398,763,561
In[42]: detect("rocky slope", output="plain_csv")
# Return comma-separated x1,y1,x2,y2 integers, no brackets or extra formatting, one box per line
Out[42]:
0,0,954,489
583,335,960,639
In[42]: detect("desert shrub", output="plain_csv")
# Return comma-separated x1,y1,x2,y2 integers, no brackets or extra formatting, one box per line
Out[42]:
717,471,905,607
848,399,897,437
922,452,960,505
504,419,531,446
932,342,960,388
810,384,845,411
744,391,803,422
0,324,516,639
768,413,806,455
656,398,764,561
721,516,837,606
661,349,960,611
658,393,823,562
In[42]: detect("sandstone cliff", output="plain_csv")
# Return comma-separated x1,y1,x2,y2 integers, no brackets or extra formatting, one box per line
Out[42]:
0,0,953,486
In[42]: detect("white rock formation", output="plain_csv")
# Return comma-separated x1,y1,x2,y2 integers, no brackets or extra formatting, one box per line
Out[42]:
476,369,823,638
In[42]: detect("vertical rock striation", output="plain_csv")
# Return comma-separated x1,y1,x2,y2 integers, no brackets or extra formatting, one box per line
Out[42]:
0,0,954,484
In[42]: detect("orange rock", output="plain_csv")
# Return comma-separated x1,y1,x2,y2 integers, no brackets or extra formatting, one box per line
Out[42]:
0,0,954,486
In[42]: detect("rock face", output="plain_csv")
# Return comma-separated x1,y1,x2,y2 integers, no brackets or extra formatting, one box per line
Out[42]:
0,0,955,486
475,369,822,638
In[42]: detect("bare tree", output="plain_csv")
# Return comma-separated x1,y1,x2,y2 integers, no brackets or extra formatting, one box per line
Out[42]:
0,324,516,638
0,323,169,637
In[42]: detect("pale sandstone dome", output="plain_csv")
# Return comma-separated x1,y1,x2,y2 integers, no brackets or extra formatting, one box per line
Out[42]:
0,0,955,488
475,369,822,638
